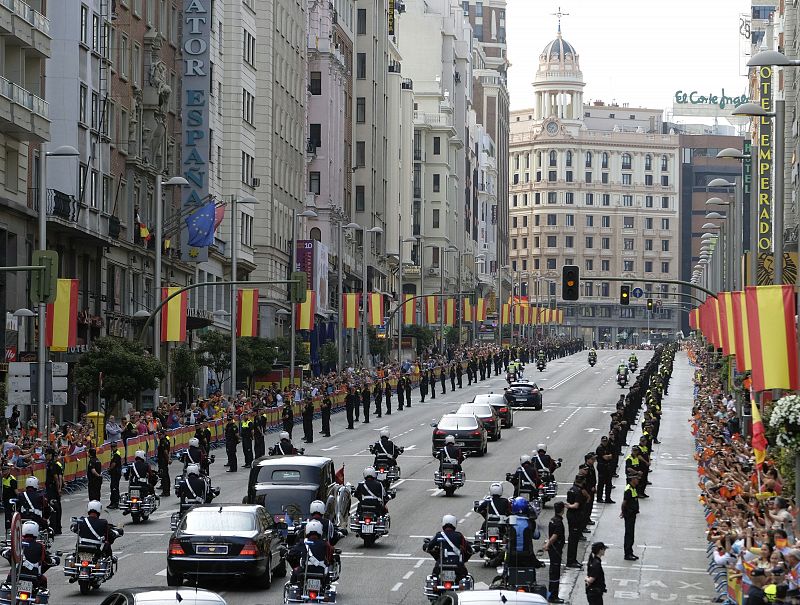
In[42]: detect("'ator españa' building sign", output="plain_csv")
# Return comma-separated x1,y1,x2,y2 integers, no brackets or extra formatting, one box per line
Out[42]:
181,0,211,263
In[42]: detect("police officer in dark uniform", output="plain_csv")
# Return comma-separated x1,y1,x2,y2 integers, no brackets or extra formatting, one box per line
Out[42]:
2,465,17,532
108,442,122,509
404,375,412,408
156,431,171,496
396,376,405,411
18,476,49,531
71,500,123,560
544,501,566,603
373,381,383,417
449,363,457,391
240,416,254,468
302,396,314,443
419,371,428,403
564,475,585,569
287,520,334,586
320,393,332,437
384,380,393,415
595,436,615,504
282,400,294,437
345,386,356,429
225,415,239,472
178,464,213,509
10,521,58,589
87,447,103,502
44,449,63,534
621,473,640,561
361,384,371,424
424,515,473,583
254,412,266,457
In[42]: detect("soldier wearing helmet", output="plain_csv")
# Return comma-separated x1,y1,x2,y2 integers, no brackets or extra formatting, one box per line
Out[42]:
354,467,389,515
475,482,512,519
424,515,473,583
18,476,50,531
437,435,464,472
287,518,334,586
6,520,58,589
508,454,541,498
70,501,124,560
371,429,403,468
274,431,299,456
307,499,345,545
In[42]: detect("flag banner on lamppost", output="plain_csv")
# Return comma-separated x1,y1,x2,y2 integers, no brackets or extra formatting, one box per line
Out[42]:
160,286,188,342
501,303,510,325
689,308,698,331
402,294,415,325
367,293,383,326
236,289,259,337
745,285,799,392
731,291,752,373
717,292,736,357
476,298,486,321
46,279,79,351
424,296,438,324
463,299,473,322
342,293,360,329
444,299,455,326
296,291,316,331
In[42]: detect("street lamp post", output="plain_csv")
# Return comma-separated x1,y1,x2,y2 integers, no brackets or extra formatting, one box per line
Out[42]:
473,255,486,343
37,145,79,436
345,223,383,367
228,195,257,398
290,208,318,388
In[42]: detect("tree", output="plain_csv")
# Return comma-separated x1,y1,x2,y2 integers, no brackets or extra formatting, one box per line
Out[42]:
403,325,435,354
74,337,165,408
368,326,388,362
195,330,231,389
444,326,459,346
269,334,310,366
237,337,278,391
319,341,338,373
171,345,199,405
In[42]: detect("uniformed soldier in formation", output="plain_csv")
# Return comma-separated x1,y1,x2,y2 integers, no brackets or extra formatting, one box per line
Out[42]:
45,449,63,534
225,415,239,472
108,442,122,509
156,430,171,495
240,415,254,468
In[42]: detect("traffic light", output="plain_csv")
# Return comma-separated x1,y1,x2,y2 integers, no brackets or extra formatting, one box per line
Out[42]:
290,271,308,303
30,250,59,305
561,265,580,301
646,298,654,311
620,285,630,306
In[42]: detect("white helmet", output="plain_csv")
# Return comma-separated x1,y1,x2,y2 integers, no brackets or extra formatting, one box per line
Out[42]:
135,450,146,460
363,466,376,479
380,429,390,438
186,464,200,476
489,482,503,496
309,500,326,516
21,521,39,537
189,437,200,448
520,454,531,465
87,500,102,515
280,431,290,440
445,435,455,444
536,444,547,453
442,514,458,529
306,520,323,537
25,477,39,490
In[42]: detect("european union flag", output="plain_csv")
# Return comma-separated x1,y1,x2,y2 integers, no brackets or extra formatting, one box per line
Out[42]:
186,202,216,247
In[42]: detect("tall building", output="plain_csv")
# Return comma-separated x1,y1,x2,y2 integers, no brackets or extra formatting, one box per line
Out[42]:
508,30,681,345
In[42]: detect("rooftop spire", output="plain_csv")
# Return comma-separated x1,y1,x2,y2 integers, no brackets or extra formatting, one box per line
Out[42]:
551,6,569,35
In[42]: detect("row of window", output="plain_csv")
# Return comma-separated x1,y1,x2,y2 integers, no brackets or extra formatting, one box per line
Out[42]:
511,170,670,186
511,214,671,230
513,151,670,172
512,193,672,209
512,235,671,252
509,257,671,274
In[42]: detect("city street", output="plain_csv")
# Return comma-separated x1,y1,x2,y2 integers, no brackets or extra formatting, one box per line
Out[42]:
12,349,713,604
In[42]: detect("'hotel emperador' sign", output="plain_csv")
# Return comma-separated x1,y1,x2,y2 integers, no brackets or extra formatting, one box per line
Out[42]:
758,66,773,255
181,0,212,263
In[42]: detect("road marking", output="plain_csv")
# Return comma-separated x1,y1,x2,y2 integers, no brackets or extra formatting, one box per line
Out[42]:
391,582,403,591
404,444,417,451
464,511,473,518
156,568,167,576
415,559,425,568
458,518,465,524
392,479,406,488
602,564,708,575
430,489,443,497
388,553,412,557
517,426,532,431
320,446,339,451
403,571,414,580
143,551,163,554
584,428,600,433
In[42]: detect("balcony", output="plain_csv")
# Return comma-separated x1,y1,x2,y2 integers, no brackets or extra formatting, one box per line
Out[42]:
0,0,50,57
413,148,425,162
413,111,453,129
413,186,422,199
0,75,49,141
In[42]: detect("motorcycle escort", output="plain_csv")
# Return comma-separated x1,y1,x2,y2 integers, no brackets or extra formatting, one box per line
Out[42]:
369,444,403,490
628,359,638,373
472,499,507,567
536,461,562,506
433,452,468,497
120,473,159,524
62,515,121,595
536,359,546,372
0,550,59,605
422,536,474,602
172,446,215,494
489,501,548,597
348,490,394,546
617,373,629,388
588,352,597,367
7,500,54,549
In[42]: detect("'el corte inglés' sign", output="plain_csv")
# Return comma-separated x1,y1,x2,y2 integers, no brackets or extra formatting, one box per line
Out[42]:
181,0,211,263
674,89,748,109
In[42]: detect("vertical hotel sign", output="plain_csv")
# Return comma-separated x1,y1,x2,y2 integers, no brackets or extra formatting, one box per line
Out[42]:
388,0,395,35
181,0,211,262
758,66,773,254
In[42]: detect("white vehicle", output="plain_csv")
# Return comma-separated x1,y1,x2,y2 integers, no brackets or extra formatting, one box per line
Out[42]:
430,589,547,604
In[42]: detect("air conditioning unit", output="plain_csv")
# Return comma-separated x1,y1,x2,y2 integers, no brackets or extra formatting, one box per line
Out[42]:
251,177,261,188
428,268,437,275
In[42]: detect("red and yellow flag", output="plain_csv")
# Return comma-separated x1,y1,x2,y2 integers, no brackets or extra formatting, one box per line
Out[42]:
751,399,768,469
160,286,188,342
731,291,752,373
424,296,438,324
367,293,383,326
45,279,78,351
296,290,316,330
444,299,455,326
501,303,510,325
402,294,415,325
556,309,564,324
463,299,473,323
342,293,360,329
476,298,486,321
689,308,698,330
236,288,259,337
745,285,799,392
717,292,736,357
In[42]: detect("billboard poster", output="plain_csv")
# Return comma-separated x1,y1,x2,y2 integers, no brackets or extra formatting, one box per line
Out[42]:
314,241,329,313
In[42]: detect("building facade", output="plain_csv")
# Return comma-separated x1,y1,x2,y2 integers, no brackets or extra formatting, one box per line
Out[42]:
508,31,681,345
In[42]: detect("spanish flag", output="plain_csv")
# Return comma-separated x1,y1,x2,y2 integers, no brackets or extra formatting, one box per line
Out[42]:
688,308,698,330
444,299,455,326
556,309,564,324
236,288,259,337
751,398,768,469
476,298,486,321
745,285,799,392
45,279,78,351
463,299,473,323
402,294,415,325
501,303,510,325
731,291,752,373
717,292,736,357
424,296,438,324
367,293,383,326
161,287,188,342
342,293,360,329
296,291,316,330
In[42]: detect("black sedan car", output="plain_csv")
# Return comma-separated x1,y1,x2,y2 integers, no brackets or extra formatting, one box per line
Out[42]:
456,403,502,441
470,393,514,428
167,504,286,588
431,414,488,457
507,381,543,410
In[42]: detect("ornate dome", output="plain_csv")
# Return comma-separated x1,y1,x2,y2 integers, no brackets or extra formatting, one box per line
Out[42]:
540,35,577,62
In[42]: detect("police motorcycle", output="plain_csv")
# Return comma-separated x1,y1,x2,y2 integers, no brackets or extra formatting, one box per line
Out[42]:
588,350,597,367
628,356,638,373
120,450,160,523
63,502,123,595
171,465,220,527
0,521,60,605
532,447,561,506
172,437,215,494
281,502,343,582
472,485,509,567
369,431,404,489
348,467,395,546
434,441,468,497
283,520,337,604
506,456,543,510
617,367,629,388
489,498,548,597
10,478,54,549
269,432,305,457
422,516,475,602
536,357,546,372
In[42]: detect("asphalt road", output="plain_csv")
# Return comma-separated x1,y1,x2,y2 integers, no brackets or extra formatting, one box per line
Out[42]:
7,348,704,605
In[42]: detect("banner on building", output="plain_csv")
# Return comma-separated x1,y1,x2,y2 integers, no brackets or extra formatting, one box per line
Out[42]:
367,293,383,326
342,293,360,329
463,299,473,323
161,287,188,342
444,299,455,326
424,296,438,324
476,298,486,321
296,291,316,331
46,279,78,351
757,66,772,278
402,294,415,325
237,289,259,337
